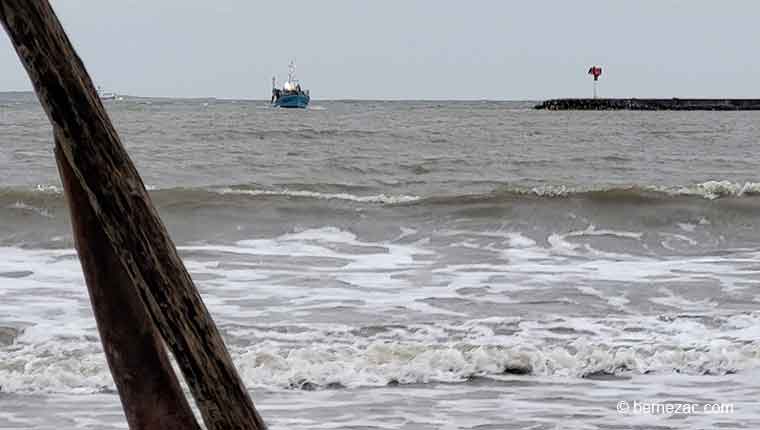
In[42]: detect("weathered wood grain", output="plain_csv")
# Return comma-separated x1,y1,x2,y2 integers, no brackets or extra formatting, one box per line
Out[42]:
0,2,266,429
56,142,201,430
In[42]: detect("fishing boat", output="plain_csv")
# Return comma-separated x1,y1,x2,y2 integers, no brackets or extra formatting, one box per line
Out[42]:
97,86,117,101
271,61,310,108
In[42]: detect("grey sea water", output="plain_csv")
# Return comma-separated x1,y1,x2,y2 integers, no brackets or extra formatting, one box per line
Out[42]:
1,92,760,429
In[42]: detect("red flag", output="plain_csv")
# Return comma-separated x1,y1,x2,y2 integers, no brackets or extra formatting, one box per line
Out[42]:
588,66,602,81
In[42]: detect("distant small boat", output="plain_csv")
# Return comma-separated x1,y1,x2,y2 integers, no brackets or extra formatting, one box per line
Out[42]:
271,61,310,108
97,86,118,101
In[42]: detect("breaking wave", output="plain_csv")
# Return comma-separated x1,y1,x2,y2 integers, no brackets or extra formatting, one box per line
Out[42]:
0,180,760,204
2,181,760,219
3,315,760,394
458,181,760,200
216,187,420,204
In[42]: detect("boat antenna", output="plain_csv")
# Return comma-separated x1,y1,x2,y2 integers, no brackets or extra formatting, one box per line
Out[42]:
288,59,296,84
272,76,276,89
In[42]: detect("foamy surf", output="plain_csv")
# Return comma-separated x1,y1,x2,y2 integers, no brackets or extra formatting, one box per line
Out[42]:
3,314,760,394
2,180,759,221
216,187,420,204
502,181,760,200
5,95,760,429
3,227,760,394
675,180,760,199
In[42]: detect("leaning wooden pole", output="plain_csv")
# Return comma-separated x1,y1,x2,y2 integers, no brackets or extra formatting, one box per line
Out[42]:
0,2,266,429
55,143,201,430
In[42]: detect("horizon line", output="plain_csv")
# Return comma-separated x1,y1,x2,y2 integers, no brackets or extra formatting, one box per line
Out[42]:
5,90,760,102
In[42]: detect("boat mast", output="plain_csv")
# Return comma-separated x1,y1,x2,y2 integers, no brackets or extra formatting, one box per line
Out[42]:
288,60,296,84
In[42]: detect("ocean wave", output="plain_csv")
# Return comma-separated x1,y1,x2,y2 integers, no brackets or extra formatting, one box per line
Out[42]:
676,180,760,199
0,184,420,207
1,180,759,212
418,181,760,206
3,315,760,394
2,339,756,394
235,339,760,390
215,187,420,204
522,181,760,200
504,181,760,201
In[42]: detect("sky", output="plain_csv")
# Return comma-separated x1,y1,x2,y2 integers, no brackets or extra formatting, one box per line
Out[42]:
1,1,759,100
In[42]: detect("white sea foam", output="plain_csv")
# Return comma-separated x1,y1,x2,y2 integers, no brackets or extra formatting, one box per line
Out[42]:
677,222,697,232
660,232,699,251
7,201,53,218
528,185,571,197
500,181,760,200
216,187,420,204
33,184,62,194
22,181,760,202
564,224,643,240
3,314,760,394
672,180,760,199
24,184,155,195
3,225,760,396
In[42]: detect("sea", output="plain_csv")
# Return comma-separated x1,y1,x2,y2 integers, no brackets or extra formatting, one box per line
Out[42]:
1,92,760,429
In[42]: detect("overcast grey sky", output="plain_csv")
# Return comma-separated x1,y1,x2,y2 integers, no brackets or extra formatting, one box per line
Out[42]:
2,1,759,99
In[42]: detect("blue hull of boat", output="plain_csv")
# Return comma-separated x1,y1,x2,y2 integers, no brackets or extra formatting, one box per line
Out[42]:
273,94,310,108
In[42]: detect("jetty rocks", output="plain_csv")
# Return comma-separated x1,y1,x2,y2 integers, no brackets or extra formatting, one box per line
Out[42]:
535,98,760,111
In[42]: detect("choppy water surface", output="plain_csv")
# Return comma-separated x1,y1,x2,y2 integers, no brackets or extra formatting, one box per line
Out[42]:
2,93,760,429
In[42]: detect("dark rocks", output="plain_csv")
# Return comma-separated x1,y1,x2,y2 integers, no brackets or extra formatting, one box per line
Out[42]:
582,370,631,381
503,365,532,375
535,98,760,111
